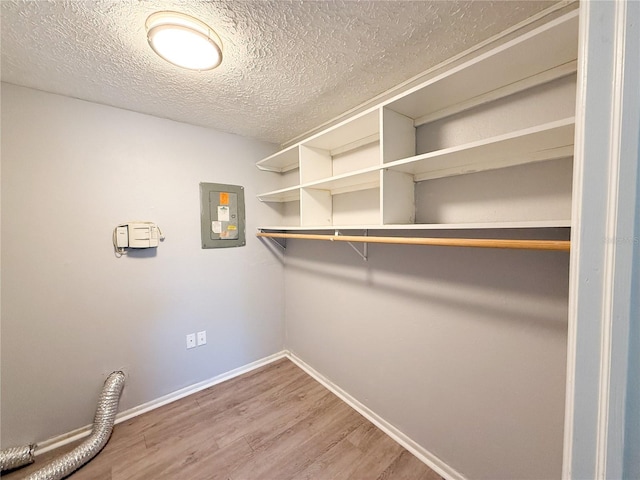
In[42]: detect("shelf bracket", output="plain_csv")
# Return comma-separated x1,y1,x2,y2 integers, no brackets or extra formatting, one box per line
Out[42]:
261,231,286,250
335,230,368,261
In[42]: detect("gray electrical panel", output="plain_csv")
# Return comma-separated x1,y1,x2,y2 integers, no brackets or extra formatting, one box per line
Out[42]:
200,183,245,248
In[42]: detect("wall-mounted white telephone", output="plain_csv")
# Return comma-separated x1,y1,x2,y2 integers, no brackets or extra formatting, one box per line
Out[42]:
113,222,164,256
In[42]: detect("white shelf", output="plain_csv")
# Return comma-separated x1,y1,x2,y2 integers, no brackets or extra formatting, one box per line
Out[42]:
256,145,299,173
257,170,381,202
384,11,579,125
303,167,380,195
255,9,578,232
304,109,380,153
259,118,574,200
257,186,300,203
385,117,575,181
258,220,571,231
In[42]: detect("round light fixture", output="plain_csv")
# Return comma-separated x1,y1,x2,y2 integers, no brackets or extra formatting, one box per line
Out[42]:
146,11,222,71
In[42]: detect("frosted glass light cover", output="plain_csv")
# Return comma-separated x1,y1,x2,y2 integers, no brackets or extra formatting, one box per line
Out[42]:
146,12,222,71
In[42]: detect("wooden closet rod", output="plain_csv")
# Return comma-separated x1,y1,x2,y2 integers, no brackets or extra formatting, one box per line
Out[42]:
257,232,571,251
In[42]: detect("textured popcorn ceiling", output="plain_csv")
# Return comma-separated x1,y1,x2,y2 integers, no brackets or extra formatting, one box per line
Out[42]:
1,0,557,145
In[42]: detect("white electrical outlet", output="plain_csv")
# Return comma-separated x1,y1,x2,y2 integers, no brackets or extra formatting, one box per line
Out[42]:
197,330,207,346
186,333,196,349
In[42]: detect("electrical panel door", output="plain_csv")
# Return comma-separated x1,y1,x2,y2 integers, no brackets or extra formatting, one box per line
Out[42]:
200,183,245,248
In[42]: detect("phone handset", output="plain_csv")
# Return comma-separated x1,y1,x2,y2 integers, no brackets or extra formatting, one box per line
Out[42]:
113,222,164,257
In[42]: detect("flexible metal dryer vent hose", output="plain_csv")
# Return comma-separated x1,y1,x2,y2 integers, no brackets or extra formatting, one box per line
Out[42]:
23,371,126,480
0,444,35,472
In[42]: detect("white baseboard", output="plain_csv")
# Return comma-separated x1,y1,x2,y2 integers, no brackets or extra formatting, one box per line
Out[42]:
285,351,466,480
35,350,288,455
35,349,464,480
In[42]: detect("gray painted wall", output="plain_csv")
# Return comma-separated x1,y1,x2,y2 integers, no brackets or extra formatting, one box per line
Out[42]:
284,239,569,479
0,83,284,447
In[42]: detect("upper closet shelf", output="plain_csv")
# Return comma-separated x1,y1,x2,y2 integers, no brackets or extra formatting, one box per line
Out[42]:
256,109,380,173
385,11,579,125
254,8,579,232
303,109,379,153
256,144,299,173
258,117,575,202
386,117,575,181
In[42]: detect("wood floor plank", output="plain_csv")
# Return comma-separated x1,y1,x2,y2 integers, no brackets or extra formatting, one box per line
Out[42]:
4,358,442,480
291,434,363,480
377,449,444,480
194,358,301,413
231,398,366,480
196,374,326,450
116,396,202,440
243,388,341,453
175,437,254,480
143,406,215,449
346,420,386,450
344,426,406,480
242,381,332,450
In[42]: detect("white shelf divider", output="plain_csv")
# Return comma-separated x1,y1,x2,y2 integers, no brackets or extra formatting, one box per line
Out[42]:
300,145,332,183
300,188,332,226
381,107,416,164
381,170,415,224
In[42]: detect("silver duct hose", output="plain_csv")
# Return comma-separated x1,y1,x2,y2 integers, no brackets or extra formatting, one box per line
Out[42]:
0,444,36,471
24,371,125,480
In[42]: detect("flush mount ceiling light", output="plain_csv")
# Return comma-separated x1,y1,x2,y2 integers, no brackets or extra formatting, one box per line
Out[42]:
146,11,222,71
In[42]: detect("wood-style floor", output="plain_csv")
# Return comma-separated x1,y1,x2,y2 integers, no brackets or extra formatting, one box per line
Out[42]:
4,358,442,479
